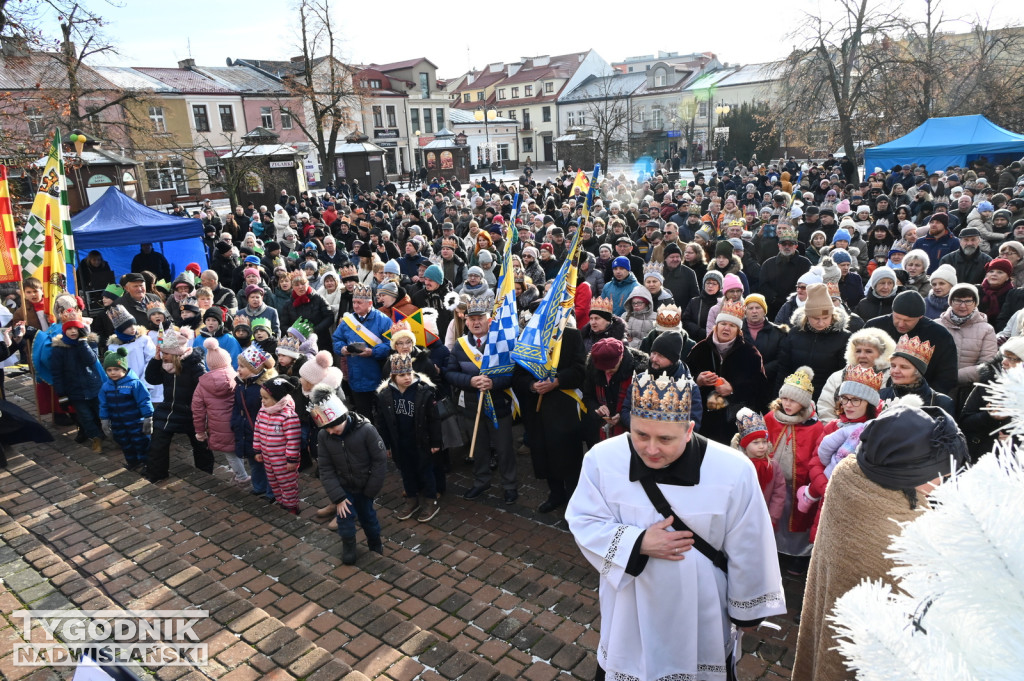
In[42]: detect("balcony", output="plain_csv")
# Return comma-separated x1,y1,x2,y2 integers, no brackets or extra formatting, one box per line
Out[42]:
519,122,533,132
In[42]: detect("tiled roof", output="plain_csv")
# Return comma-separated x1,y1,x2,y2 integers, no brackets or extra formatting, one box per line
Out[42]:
233,56,331,79
133,67,236,94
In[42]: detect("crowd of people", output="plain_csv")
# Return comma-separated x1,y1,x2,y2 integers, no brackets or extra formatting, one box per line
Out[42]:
1,154,1022,679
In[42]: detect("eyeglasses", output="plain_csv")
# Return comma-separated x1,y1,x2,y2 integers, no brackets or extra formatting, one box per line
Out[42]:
795,284,807,291
950,299,975,307
839,395,864,406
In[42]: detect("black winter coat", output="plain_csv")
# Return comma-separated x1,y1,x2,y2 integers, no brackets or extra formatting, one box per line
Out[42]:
145,351,205,433
854,288,902,321
686,334,768,445
444,334,515,417
317,413,388,500
662,263,700,310
938,248,992,286
864,314,958,397
775,307,852,400
743,321,787,388
374,374,442,456
682,291,719,341
759,253,812,318
279,291,333,341
579,315,627,353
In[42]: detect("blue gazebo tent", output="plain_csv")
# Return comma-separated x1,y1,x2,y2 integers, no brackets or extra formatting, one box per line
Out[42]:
864,115,1024,174
71,186,207,290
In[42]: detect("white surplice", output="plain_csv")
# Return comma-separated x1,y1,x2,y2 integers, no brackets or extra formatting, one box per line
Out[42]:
566,433,786,681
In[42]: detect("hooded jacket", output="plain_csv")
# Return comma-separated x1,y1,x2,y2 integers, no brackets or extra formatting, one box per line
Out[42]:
603,271,640,317
317,413,388,500
622,286,656,349
50,333,104,400
192,364,239,452
98,369,154,424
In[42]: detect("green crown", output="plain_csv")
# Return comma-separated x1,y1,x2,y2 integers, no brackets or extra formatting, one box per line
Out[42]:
288,317,314,340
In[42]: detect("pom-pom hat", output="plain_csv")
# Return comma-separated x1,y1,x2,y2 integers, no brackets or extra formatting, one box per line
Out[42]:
309,383,347,428
299,350,333,385
203,337,231,371
103,347,129,371
779,366,815,409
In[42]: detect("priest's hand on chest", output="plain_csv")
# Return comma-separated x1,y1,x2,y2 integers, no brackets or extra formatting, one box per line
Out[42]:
640,516,695,561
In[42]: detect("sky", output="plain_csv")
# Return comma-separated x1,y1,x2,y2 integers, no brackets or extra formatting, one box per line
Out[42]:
43,0,1018,77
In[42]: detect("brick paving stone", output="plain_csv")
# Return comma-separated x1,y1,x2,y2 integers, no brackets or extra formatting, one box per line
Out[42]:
530,633,564,661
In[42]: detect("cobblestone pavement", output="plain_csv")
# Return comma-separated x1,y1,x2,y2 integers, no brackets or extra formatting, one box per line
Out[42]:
0,367,804,680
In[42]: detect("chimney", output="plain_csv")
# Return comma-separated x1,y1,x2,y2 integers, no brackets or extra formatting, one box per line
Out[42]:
178,58,196,70
488,62,504,73
0,35,30,57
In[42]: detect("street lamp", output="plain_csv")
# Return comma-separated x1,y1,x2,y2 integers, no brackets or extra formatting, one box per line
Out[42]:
714,102,730,163
474,106,497,181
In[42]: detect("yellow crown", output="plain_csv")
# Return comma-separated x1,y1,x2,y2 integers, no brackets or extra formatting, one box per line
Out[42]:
719,299,746,320
591,297,614,315
630,372,692,423
783,366,815,394
895,334,935,366
339,264,358,280
655,304,682,328
842,364,884,392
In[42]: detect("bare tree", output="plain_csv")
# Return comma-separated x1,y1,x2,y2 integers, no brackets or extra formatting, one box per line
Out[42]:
573,77,642,168
277,0,363,188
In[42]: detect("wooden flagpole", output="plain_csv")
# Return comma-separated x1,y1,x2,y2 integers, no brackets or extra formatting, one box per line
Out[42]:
467,391,484,461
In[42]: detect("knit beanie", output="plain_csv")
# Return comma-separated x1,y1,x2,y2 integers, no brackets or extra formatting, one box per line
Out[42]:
203,337,231,371
779,366,815,409
797,269,823,287
929,263,958,286
803,283,834,317
299,350,333,385
203,305,228,325
377,281,399,298
702,271,724,290
948,283,979,305
612,256,631,270
309,383,347,427
651,330,684,364
986,258,1013,277
261,375,296,402
1002,336,1024,360
383,259,401,275
892,290,926,317
715,240,734,258
591,338,624,371
62,319,86,336
744,293,768,315
832,228,852,245
866,266,898,292
103,346,129,372
106,304,136,332
466,266,484,279
722,273,743,293
424,264,444,286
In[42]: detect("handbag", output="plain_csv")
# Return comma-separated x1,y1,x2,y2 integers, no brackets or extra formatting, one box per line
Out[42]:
435,395,457,421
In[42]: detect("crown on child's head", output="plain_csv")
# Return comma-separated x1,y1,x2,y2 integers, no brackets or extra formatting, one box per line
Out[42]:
736,407,768,448
390,353,414,375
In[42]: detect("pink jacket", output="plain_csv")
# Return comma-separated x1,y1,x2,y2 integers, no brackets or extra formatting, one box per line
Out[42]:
192,366,238,452
761,458,787,528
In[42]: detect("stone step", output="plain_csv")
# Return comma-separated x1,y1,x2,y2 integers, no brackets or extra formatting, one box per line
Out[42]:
0,457,367,681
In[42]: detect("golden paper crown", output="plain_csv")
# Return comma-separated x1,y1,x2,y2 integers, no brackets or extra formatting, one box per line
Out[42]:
842,363,885,392
339,264,358,280
591,297,614,315
390,318,415,342
466,294,494,317
277,334,303,358
783,366,815,394
655,304,682,329
441,236,460,249
643,261,663,278
390,353,414,375
352,284,373,300
719,299,746,321
233,314,251,328
895,334,935,366
630,372,692,423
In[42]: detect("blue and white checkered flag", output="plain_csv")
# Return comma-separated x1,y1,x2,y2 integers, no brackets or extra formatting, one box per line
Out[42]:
480,195,521,427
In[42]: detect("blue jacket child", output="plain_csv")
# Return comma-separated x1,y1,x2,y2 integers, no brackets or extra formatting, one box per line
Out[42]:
98,346,154,469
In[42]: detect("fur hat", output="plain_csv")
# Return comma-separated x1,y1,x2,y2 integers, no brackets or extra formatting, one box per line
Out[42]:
103,346,129,371
779,366,815,409
203,337,232,371
299,350,333,385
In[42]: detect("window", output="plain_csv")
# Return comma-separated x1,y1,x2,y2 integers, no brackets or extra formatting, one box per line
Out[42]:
542,106,551,122
410,108,419,132
654,69,666,87
419,72,430,98
637,108,645,123
463,93,470,103
511,87,519,98
205,154,224,186
496,143,509,161
436,107,444,130
476,91,484,101
362,79,381,89
567,111,575,127
698,101,708,118
423,108,433,134
628,66,634,72
544,81,553,93
652,108,663,128
218,104,235,131
26,107,44,136
281,110,293,129
261,106,274,129
525,85,532,97
498,88,506,100
578,111,586,126
144,158,187,194
523,137,533,153
372,105,383,128
149,106,166,133
523,109,530,127
192,104,210,132
508,110,516,120
85,108,102,135
386,105,397,127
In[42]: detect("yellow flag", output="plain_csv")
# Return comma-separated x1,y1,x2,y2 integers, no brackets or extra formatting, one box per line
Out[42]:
570,169,590,199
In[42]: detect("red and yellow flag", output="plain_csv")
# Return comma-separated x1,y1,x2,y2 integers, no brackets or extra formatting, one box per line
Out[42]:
570,169,590,198
40,203,68,318
0,165,21,284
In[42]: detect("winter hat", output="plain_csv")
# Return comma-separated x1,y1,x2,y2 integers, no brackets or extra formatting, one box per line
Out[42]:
832,229,852,245
612,256,631,270
948,283,979,305
299,350,334,385
929,212,949,228
424,264,444,286
106,304,135,332
215,241,232,255
662,242,682,259
900,221,919,238
744,293,768,315
383,259,401,276
803,283,835,317
715,299,745,328
522,246,539,260
867,266,898,292
103,346,129,372
858,405,966,492
1000,240,1024,260
185,262,202,278
736,408,768,449
463,266,484,280
160,328,192,356
728,238,744,253
892,290,926,318
203,305,228,325
779,366,815,409
797,269,823,287
540,243,554,254
309,383,347,428
591,338,624,372
831,249,852,265
203,337,231,371
261,375,296,402
1001,336,1024,360
695,227,715,242
715,240,734,258
243,267,259,279
839,364,884,405
977,200,994,213
102,283,124,301
60,319,85,338
857,205,871,215
893,334,935,375
377,281,399,298
702,271,724,289
651,330,684,365
929,263,958,286
985,258,1013,276
722,273,743,293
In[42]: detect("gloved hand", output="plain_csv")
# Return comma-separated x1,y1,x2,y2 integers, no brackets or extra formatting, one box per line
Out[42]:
142,418,153,435
796,485,818,514
101,420,110,435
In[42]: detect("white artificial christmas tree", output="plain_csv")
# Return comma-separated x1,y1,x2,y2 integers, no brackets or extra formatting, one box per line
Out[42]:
829,365,1024,681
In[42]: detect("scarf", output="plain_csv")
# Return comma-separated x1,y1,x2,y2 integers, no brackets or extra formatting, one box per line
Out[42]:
746,317,765,340
750,456,775,492
980,278,1011,318
291,289,312,308
712,334,736,358
949,309,974,326
114,329,136,343
33,299,55,325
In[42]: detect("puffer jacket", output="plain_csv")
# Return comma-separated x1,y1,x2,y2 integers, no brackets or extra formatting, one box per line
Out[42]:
317,412,388,500
581,253,604,297
192,365,239,452
622,286,656,348
879,380,954,416
603,271,640,317
231,371,271,459
145,351,206,434
967,208,1006,254
937,309,998,387
98,369,154,423
50,333,104,400
776,307,852,400
854,286,903,321
374,373,443,456
331,307,392,392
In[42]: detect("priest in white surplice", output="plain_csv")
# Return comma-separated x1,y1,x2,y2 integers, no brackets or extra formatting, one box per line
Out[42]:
566,372,785,681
